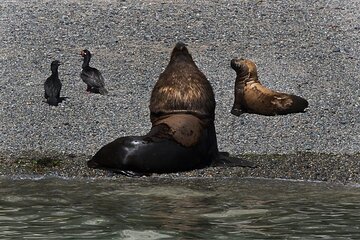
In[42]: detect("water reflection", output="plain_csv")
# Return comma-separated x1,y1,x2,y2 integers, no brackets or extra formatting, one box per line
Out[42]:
0,177,359,239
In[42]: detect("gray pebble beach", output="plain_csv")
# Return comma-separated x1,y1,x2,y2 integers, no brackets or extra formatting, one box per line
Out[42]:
0,0,359,184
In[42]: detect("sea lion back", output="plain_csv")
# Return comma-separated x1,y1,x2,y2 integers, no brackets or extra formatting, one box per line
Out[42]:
150,42,215,122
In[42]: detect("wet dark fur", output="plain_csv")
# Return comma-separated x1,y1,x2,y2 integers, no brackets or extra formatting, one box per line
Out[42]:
88,114,214,174
44,60,62,106
230,58,309,116
88,113,255,175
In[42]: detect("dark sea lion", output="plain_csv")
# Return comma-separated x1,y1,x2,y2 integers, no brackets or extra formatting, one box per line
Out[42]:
80,49,108,95
149,42,216,124
88,113,254,175
88,114,214,175
44,60,62,106
230,58,309,116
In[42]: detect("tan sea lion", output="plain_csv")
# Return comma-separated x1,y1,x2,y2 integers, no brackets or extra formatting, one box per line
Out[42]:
230,58,309,116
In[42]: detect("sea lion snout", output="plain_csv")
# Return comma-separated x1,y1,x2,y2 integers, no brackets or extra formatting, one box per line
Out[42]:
230,58,238,69
170,41,191,61
230,58,247,72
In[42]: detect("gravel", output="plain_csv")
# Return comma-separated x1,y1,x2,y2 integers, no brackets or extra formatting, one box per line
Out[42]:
0,0,359,184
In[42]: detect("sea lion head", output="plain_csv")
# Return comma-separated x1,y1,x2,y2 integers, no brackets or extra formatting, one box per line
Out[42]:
170,42,194,63
231,58,258,81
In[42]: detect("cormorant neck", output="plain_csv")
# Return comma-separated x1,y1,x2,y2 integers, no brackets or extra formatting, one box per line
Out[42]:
51,65,59,76
51,66,59,77
82,55,91,69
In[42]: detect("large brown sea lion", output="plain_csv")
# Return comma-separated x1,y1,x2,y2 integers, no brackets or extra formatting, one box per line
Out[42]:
230,58,309,116
88,43,255,176
149,42,219,165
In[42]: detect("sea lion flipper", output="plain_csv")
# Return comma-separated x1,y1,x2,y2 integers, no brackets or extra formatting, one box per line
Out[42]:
88,155,151,177
271,95,309,114
212,152,257,168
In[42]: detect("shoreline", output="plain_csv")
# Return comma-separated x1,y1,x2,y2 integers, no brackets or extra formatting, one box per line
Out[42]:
1,151,358,185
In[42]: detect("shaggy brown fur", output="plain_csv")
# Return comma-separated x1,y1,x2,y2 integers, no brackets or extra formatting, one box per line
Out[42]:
230,58,309,116
149,42,216,124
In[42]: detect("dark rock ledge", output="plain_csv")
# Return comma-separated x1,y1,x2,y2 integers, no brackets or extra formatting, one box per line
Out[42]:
1,151,358,185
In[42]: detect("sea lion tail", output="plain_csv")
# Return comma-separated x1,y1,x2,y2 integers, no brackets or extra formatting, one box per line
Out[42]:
99,87,108,95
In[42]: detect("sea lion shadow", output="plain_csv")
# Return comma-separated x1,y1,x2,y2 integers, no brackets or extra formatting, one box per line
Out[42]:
213,152,257,168
86,88,103,94
59,96,68,102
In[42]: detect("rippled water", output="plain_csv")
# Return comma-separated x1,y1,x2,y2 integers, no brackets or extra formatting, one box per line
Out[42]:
0,177,359,239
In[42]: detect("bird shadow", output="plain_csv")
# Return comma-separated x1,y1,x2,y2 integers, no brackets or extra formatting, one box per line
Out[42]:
42,96,69,106
59,96,68,103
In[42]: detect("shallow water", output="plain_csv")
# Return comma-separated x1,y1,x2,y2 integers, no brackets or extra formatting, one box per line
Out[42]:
0,177,359,239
